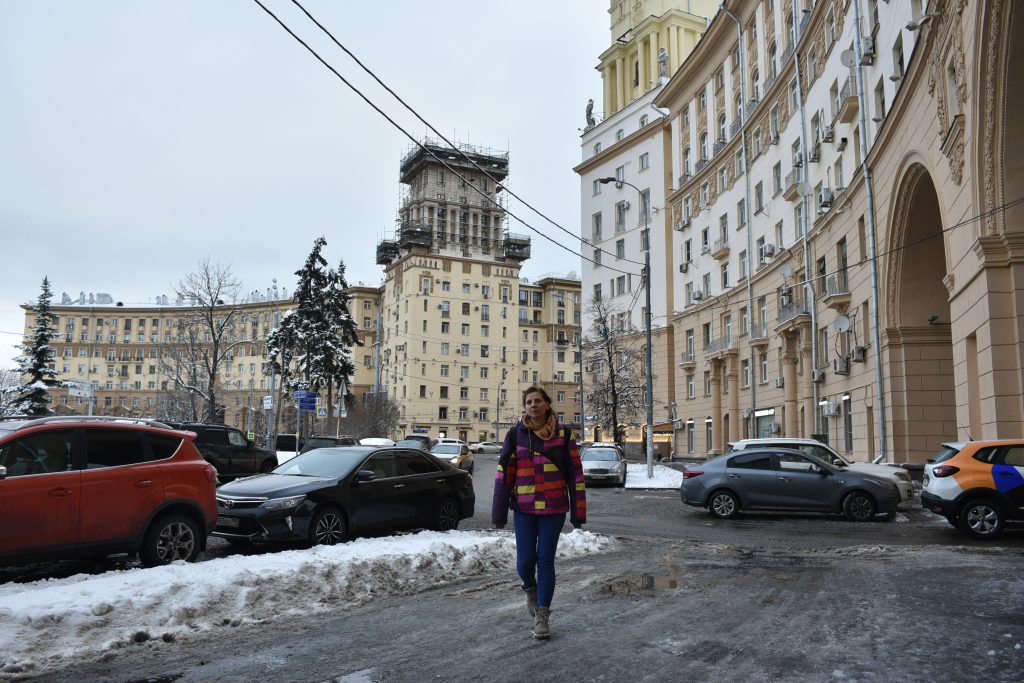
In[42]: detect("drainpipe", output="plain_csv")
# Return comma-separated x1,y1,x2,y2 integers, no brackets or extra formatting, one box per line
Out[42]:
720,2,758,439
851,0,887,462
790,3,820,438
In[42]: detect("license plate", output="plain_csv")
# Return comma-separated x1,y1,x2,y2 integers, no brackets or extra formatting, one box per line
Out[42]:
218,516,240,528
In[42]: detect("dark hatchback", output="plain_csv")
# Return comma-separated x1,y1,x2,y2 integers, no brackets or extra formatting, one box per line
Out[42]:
212,446,475,546
164,422,278,479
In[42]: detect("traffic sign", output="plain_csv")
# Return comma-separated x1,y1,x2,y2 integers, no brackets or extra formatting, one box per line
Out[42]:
247,431,255,440
262,396,273,410
316,407,328,418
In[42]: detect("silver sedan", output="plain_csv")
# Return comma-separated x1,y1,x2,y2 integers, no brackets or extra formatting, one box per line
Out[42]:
470,442,502,454
582,446,627,487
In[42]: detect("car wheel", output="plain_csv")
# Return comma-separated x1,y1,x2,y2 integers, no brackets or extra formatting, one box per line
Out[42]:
959,499,1004,539
708,490,739,519
139,513,201,567
843,491,876,522
433,498,460,531
309,507,347,546
259,459,276,473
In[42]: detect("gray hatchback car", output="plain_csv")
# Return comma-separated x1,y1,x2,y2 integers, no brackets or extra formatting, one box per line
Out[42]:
681,448,899,522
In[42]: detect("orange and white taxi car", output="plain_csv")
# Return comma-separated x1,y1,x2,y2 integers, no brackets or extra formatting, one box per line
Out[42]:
921,440,1024,539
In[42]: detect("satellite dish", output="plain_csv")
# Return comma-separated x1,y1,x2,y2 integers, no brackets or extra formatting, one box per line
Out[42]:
779,265,793,278
797,181,812,197
833,315,850,333
840,50,856,68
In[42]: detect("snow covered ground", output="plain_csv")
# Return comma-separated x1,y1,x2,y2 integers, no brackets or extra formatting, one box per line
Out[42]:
0,529,612,679
625,462,683,489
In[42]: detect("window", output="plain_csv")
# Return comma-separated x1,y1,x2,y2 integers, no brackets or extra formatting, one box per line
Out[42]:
773,162,782,195
721,262,730,289
615,165,625,181
700,132,709,160
718,166,728,193
85,429,150,468
615,202,627,232
593,179,602,195
754,182,764,213
639,152,649,171
593,142,602,155
683,148,692,175
741,359,751,388
615,128,624,142
0,430,75,476
639,114,649,127
718,114,727,142
615,239,625,258
789,78,799,110
698,89,706,111
640,189,651,223
441,342,450,355
737,199,747,227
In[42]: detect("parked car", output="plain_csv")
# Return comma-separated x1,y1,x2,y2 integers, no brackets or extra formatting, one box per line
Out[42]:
212,446,475,546
430,442,475,473
275,434,305,453
921,440,1024,539
582,445,627,487
726,438,915,501
164,422,278,480
470,441,501,454
435,438,468,447
0,416,217,567
300,435,357,453
399,434,433,451
681,448,900,522
395,439,428,449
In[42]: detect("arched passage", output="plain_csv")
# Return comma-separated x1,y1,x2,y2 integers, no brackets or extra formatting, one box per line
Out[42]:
884,164,957,462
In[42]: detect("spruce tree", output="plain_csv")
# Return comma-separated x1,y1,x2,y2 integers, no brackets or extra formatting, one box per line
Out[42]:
14,277,62,416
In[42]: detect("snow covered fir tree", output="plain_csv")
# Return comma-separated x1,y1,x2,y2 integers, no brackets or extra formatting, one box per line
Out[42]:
14,276,62,416
266,237,362,431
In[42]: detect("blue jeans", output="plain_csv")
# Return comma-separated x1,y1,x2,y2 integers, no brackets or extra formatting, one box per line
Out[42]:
513,510,565,609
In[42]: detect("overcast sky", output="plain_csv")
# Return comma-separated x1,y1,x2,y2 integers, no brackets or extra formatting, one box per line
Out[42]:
0,1,608,369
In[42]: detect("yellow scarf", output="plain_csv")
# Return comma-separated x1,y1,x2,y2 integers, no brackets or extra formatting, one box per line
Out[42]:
524,412,557,440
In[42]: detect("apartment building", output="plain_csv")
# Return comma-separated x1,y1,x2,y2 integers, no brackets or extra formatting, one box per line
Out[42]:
28,286,380,435
651,0,1022,463
576,0,719,444
376,140,583,443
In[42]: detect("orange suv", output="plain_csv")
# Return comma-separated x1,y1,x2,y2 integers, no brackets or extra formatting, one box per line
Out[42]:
921,440,1024,539
0,416,218,566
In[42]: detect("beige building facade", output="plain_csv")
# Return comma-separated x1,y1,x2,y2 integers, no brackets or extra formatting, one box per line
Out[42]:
644,0,1023,463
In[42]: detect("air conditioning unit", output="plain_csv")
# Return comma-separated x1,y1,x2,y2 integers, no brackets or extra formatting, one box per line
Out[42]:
770,422,782,434
584,363,593,372
775,377,785,389
679,263,689,274
812,369,826,383
822,125,835,142
793,152,803,168
851,346,867,362
472,412,479,419
674,217,691,231
701,245,712,255
818,188,834,207
809,143,821,163
760,243,776,258
621,201,631,210
822,401,841,416
860,36,876,64
692,291,704,301
833,356,850,375
455,348,462,355
767,132,779,145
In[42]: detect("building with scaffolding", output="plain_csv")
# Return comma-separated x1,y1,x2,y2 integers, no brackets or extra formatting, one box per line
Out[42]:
376,140,582,442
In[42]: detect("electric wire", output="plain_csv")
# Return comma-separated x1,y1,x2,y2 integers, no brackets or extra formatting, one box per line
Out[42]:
286,0,646,268
250,0,640,276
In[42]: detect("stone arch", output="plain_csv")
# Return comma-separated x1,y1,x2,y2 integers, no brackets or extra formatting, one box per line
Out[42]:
882,161,957,462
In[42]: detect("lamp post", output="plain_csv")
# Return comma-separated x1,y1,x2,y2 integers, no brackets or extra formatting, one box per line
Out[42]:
597,176,654,478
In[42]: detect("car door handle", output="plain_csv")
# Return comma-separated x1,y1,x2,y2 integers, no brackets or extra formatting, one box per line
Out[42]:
135,480,153,488
778,476,791,482
727,473,741,479
393,483,406,489
49,488,72,497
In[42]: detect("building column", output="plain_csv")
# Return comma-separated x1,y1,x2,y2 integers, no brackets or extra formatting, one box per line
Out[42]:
783,334,800,436
649,32,659,87
728,356,740,442
616,56,626,112
800,330,814,438
602,66,612,119
710,359,723,454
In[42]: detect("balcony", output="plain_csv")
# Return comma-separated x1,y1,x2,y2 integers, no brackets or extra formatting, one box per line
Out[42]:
695,157,709,173
730,118,743,139
707,336,737,359
713,138,726,156
678,172,693,187
823,272,851,311
783,169,801,200
781,42,795,66
678,351,696,368
774,297,811,333
502,233,531,261
747,324,770,347
712,237,731,260
837,79,859,124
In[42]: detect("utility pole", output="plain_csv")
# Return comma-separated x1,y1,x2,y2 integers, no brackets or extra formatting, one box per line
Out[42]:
597,176,655,478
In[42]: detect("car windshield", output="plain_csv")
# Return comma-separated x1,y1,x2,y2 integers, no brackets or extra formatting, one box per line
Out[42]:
583,448,619,462
929,445,960,464
273,447,373,478
431,444,461,454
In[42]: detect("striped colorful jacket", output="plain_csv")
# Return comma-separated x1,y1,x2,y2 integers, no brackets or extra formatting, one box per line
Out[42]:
491,419,586,527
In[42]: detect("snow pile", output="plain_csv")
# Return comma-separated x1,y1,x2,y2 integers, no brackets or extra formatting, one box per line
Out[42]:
625,462,683,489
0,529,611,678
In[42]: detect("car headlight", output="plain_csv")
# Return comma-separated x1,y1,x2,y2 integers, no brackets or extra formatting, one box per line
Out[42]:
261,495,306,511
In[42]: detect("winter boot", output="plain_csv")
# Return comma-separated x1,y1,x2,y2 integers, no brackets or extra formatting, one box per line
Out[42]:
524,586,537,617
533,606,550,640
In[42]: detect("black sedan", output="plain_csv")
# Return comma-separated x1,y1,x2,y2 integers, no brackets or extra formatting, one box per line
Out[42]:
212,446,475,546
681,448,900,521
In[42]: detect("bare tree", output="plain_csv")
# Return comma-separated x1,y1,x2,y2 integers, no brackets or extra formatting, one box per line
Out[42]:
0,368,22,417
336,392,401,440
583,296,646,447
159,259,245,423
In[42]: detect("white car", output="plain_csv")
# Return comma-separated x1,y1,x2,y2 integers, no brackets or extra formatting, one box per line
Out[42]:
470,441,501,454
358,437,396,447
726,438,915,502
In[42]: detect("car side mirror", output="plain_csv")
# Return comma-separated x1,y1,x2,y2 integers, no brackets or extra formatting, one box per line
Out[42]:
0,465,6,480
352,469,376,484
812,464,830,475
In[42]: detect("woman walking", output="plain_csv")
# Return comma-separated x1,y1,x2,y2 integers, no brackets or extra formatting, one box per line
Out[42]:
492,386,586,639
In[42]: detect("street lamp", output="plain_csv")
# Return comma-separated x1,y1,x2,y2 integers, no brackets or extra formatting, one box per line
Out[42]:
597,176,655,478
